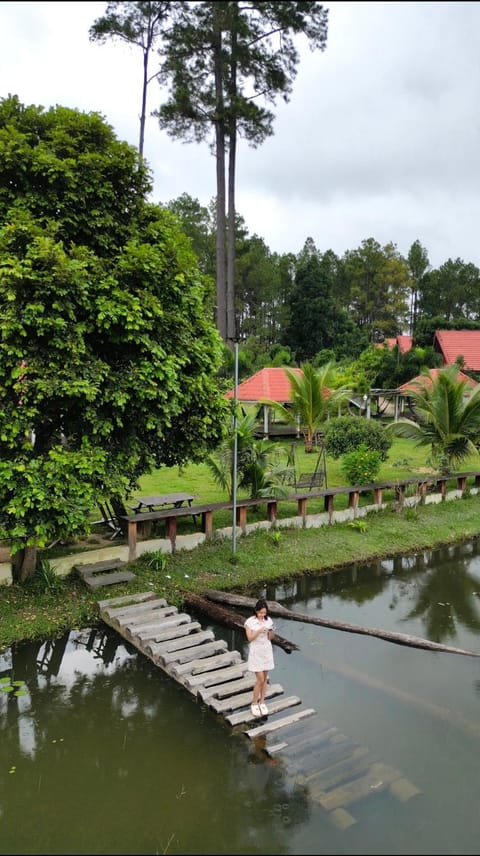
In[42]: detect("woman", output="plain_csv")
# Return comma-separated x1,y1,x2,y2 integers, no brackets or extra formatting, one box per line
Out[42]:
244,598,275,717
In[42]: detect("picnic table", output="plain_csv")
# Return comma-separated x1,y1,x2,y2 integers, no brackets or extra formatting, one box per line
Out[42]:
129,492,195,512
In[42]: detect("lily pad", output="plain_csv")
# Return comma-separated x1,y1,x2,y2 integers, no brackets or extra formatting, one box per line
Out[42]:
1,685,13,693
12,680,26,687
14,690,28,697
0,677,11,684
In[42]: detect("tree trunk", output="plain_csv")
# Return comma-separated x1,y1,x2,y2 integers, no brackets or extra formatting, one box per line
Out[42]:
201,589,480,658
184,591,299,653
11,545,38,583
213,8,227,342
226,32,237,348
139,44,149,157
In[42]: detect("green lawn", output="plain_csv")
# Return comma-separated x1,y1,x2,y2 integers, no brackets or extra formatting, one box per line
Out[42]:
6,482,480,651
134,436,447,500
130,436,480,529
4,435,480,651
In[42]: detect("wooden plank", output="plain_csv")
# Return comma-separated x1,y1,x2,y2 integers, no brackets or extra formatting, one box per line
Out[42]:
144,630,214,656
207,683,284,714
100,597,169,619
124,613,192,635
160,639,228,667
170,650,242,678
389,777,422,802
121,606,179,631
328,808,357,830
226,695,301,727
279,725,340,758
316,761,402,812
131,621,202,645
287,737,358,775
265,741,289,755
261,716,332,749
116,603,177,623
97,590,158,610
197,674,255,701
244,707,316,738
184,663,250,690
148,631,216,660
301,746,373,794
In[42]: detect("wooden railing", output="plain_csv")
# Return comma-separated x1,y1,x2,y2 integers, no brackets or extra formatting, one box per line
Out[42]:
121,470,480,561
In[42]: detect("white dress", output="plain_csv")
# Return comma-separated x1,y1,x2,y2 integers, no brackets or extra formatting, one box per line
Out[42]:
245,615,274,672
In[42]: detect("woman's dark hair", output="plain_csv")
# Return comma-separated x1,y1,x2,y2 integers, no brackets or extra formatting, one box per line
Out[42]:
254,598,268,615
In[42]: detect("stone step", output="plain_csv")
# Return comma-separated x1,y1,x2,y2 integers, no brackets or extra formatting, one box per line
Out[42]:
75,558,126,578
81,569,137,589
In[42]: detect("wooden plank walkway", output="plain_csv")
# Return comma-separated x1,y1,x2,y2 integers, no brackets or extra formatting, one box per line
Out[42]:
98,590,421,829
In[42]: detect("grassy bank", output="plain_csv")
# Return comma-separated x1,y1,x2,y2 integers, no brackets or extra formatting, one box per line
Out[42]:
2,492,480,651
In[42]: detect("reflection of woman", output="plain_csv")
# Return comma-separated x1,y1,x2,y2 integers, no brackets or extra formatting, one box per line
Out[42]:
244,598,274,717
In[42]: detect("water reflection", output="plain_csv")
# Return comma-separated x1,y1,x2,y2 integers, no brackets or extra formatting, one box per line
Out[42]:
3,540,480,853
0,630,312,856
271,537,480,646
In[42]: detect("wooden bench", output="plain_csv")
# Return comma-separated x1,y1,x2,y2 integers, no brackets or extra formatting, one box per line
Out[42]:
121,497,281,560
120,471,480,560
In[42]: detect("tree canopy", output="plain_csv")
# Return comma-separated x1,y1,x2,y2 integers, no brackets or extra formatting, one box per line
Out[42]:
154,0,329,344
0,95,227,580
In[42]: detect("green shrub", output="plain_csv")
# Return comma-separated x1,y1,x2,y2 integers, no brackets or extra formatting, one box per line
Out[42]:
323,416,392,461
341,444,382,485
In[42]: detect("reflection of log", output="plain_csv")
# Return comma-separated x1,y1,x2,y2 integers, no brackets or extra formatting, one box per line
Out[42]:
201,589,480,658
184,592,298,653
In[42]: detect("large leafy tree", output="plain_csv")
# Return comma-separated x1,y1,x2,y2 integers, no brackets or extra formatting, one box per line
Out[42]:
342,238,410,342
386,365,480,473
155,1,329,345
283,240,365,362
0,96,227,581
417,258,480,324
407,239,430,335
165,192,216,280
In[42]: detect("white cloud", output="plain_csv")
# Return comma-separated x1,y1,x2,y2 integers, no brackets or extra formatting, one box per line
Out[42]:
1,1,480,269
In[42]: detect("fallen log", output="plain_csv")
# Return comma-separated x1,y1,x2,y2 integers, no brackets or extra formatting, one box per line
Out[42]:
183,592,298,653
202,589,480,658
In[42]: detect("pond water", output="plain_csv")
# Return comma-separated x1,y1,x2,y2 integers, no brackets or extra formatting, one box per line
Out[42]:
3,538,480,855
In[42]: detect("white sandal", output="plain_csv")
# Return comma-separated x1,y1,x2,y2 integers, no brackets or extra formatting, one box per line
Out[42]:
251,703,261,717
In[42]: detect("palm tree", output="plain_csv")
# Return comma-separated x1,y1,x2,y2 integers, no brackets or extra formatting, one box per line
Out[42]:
207,412,293,499
261,362,349,452
387,365,480,473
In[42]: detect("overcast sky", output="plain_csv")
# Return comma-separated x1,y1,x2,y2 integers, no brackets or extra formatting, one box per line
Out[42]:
2,1,480,269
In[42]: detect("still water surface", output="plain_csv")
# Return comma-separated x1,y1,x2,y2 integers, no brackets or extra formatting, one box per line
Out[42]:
3,539,480,854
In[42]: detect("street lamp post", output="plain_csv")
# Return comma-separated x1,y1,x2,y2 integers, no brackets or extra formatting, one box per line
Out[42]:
232,341,239,556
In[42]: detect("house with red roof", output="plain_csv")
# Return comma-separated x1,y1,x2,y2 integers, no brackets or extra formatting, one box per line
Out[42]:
225,367,303,436
395,368,478,418
380,335,413,354
397,368,478,395
433,330,480,371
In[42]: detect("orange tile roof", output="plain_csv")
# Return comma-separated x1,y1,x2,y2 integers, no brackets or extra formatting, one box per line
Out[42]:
225,367,303,402
397,368,478,394
377,335,413,353
434,330,480,371
397,335,413,354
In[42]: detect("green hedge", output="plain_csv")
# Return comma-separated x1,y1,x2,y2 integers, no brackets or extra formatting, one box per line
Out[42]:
323,416,392,461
